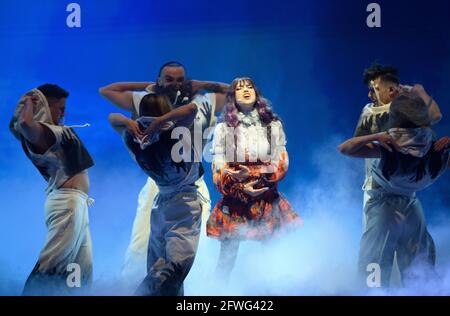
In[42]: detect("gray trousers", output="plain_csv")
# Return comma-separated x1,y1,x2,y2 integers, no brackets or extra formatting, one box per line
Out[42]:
121,177,211,282
358,190,436,288
136,188,202,296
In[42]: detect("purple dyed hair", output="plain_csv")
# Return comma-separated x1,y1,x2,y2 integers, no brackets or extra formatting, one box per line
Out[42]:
224,77,278,128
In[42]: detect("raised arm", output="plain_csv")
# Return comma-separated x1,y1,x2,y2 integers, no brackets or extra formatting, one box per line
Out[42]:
108,113,144,139
17,96,55,153
433,136,450,167
428,98,442,125
142,103,198,139
410,84,442,125
191,80,230,114
338,132,394,158
99,82,152,113
157,102,198,128
191,80,229,94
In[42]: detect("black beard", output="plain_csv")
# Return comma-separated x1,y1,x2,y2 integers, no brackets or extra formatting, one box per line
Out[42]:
154,80,193,107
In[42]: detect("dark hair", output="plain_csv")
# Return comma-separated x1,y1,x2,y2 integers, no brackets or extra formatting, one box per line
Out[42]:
380,147,446,182
224,77,278,128
158,61,186,77
388,93,430,128
139,94,172,117
363,63,399,86
37,84,69,100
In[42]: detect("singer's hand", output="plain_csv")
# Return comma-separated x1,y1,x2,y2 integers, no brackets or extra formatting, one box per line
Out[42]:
225,165,250,182
243,180,269,197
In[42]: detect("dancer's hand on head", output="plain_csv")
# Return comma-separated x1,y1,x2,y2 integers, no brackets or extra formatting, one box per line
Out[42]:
146,83,156,93
410,84,427,97
434,136,450,152
143,117,163,141
126,119,144,140
23,95,38,108
243,179,269,197
20,95,39,120
375,132,395,152
398,84,412,94
225,165,250,181
408,84,436,108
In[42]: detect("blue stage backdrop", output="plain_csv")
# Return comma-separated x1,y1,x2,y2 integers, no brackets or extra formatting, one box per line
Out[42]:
0,0,449,295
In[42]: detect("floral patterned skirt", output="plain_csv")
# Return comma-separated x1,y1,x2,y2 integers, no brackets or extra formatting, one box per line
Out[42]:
206,188,302,241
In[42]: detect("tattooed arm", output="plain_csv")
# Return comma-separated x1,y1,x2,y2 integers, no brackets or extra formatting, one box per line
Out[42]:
190,80,230,114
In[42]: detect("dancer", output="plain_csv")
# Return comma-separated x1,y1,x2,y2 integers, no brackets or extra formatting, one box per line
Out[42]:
99,61,228,279
109,93,201,295
10,84,94,295
353,64,443,285
207,77,302,282
340,92,449,288
354,63,442,230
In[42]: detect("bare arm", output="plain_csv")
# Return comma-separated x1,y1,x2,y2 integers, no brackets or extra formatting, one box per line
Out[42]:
422,94,442,125
215,93,227,114
108,113,129,133
158,102,198,128
18,96,55,153
108,113,144,139
427,99,441,125
410,84,442,125
142,103,198,138
99,82,152,113
433,136,450,168
338,132,394,158
190,80,230,114
191,80,229,94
